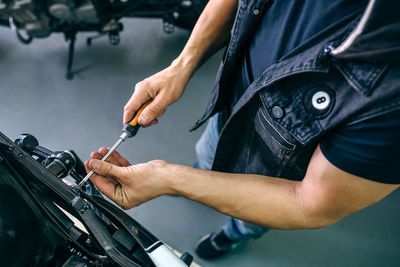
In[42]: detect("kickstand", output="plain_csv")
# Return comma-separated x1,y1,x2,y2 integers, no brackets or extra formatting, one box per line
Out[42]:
65,32,76,80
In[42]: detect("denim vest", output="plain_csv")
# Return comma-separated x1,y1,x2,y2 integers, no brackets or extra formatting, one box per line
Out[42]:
192,0,400,179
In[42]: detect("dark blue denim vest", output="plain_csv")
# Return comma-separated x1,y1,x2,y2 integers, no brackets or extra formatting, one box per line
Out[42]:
192,0,400,179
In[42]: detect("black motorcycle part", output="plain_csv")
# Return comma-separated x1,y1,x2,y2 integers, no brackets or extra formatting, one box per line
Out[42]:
0,132,160,266
0,185,61,266
15,133,39,151
44,150,76,178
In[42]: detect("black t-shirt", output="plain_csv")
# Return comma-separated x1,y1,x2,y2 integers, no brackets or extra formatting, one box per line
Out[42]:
320,110,400,184
234,0,399,184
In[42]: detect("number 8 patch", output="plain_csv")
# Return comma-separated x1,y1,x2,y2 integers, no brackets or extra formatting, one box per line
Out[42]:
312,91,331,110
303,86,335,117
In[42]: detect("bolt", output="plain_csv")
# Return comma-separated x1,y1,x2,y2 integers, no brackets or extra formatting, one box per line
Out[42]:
8,146,13,151
173,11,180,19
18,153,23,158
181,0,192,8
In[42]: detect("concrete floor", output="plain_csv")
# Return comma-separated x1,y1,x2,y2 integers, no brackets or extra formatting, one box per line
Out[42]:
0,18,399,267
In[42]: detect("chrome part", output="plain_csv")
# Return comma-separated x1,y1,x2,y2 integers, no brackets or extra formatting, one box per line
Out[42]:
78,134,126,187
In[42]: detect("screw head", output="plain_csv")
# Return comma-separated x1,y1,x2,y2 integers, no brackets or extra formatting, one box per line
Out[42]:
173,11,180,19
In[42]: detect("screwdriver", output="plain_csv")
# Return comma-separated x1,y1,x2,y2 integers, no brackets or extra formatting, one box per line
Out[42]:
78,101,151,187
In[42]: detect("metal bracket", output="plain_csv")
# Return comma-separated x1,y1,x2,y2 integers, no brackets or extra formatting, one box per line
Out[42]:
65,31,77,80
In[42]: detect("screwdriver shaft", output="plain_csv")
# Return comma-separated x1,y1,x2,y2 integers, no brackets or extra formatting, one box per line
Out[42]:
78,132,129,187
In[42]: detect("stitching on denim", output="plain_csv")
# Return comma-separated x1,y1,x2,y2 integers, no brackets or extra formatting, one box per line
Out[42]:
365,66,379,86
340,63,363,92
333,62,363,94
347,98,400,126
245,128,254,171
256,66,330,107
260,110,296,148
258,110,296,150
366,65,389,90
334,61,389,95
295,128,320,145
257,113,290,154
226,1,245,58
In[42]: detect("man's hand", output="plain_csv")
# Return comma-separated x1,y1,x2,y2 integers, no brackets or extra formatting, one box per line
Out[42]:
123,62,191,127
123,0,238,127
84,148,172,209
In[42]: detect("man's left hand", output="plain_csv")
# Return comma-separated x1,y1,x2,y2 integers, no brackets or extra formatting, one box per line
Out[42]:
84,148,172,210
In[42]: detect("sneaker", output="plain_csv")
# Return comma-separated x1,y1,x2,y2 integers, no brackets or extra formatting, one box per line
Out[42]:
194,229,240,259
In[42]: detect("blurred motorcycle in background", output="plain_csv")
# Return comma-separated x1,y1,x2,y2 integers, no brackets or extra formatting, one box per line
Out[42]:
0,0,207,79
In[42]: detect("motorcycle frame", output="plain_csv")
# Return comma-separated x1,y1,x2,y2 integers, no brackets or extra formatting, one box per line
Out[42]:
0,131,190,266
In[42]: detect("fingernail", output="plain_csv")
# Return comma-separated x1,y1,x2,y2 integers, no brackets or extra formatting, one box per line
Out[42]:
92,161,100,171
140,115,149,124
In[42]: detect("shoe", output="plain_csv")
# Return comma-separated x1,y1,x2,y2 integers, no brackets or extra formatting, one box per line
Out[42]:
194,229,240,259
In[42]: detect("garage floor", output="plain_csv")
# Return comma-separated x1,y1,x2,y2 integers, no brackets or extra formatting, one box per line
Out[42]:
0,18,399,267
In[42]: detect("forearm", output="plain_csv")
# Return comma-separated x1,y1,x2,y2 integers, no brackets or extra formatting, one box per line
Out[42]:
166,164,314,230
89,148,400,230
172,0,238,77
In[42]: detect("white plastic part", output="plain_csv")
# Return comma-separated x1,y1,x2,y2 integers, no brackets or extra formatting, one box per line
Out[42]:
331,0,375,56
147,244,187,267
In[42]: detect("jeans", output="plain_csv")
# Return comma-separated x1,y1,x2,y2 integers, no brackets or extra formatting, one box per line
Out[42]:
195,113,270,241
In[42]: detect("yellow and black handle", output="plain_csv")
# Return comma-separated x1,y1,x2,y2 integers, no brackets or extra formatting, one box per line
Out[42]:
122,101,152,138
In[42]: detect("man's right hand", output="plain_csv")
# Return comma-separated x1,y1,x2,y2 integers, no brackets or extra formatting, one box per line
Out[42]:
123,60,191,127
123,0,238,127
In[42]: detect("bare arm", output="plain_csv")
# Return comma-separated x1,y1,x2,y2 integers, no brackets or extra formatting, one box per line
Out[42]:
167,146,399,229
86,146,399,229
123,0,238,126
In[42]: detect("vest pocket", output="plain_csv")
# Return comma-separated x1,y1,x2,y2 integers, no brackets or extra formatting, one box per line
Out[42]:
254,108,296,159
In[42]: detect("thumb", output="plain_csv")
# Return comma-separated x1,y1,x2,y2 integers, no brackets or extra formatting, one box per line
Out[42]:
89,159,124,181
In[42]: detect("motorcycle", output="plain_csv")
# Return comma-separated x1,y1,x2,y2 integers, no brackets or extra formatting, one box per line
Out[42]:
0,131,194,266
0,0,207,79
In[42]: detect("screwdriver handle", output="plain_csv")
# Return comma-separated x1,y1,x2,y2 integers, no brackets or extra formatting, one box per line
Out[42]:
79,101,152,187
122,100,152,138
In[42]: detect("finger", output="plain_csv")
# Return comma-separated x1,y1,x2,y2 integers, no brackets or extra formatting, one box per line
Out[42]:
100,147,130,167
90,175,121,205
105,147,131,166
85,160,118,184
88,159,127,183
158,108,166,117
139,96,170,126
96,147,130,167
96,147,122,166
91,151,103,160
91,172,119,184
84,160,90,173
142,119,158,128
123,82,152,124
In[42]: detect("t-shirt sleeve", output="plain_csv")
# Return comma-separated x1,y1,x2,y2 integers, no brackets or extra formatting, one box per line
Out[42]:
319,109,400,184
